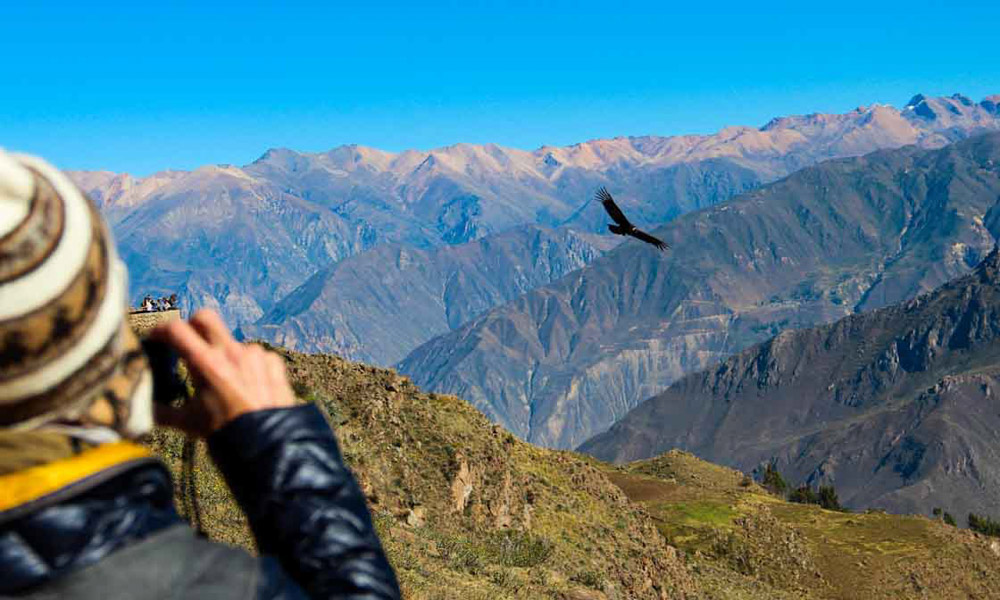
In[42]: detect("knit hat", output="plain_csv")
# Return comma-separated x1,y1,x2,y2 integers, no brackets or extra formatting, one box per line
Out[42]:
0,151,153,438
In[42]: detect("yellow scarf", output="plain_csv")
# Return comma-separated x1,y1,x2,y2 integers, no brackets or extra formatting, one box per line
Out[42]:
0,431,82,476
0,433,150,515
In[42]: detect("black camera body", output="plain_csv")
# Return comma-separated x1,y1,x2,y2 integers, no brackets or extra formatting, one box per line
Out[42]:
140,338,188,405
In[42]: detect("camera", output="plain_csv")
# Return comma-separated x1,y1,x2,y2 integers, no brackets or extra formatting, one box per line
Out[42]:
140,338,189,405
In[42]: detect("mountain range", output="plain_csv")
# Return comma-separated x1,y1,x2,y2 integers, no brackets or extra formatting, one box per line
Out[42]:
73,93,1000,366
399,131,1000,450
581,247,1000,519
241,226,617,365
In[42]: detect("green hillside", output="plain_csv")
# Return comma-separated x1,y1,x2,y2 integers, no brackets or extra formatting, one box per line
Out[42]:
608,451,1000,599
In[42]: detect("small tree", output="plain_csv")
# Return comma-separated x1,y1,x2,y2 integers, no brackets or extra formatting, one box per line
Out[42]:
817,485,845,512
789,485,818,505
761,463,788,497
969,512,1000,537
943,512,957,527
932,507,943,518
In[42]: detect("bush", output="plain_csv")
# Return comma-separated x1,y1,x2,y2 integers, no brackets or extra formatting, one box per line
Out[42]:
817,485,844,512
291,380,312,400
434,530,554,574
437,538,486,574
571,570,604,590
760,463,788,496
969,512,1000,537
788,485,818,505
932,507,957,526
489,568,519,591
788,483,847,512
481,530,555,568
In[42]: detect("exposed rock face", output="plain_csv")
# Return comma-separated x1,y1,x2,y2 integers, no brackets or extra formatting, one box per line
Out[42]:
581,247,1000,517
75,94,999,337
242,226,617,365
400,133,1000,450
449,460,475,514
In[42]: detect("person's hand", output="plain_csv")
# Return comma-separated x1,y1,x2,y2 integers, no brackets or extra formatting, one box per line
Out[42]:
150,309,296,437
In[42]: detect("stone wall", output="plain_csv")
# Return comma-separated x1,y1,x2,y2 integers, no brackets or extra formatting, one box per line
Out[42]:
127,309,181,336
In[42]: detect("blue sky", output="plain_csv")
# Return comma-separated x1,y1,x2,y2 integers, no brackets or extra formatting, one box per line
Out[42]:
1,1,997,174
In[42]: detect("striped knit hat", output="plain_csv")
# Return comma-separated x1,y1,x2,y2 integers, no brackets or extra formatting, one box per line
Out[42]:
0,151,153,438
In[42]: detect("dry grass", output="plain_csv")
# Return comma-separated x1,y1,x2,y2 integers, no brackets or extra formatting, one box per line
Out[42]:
143,349,1000,600
145,349,697,599
605,450,1000,599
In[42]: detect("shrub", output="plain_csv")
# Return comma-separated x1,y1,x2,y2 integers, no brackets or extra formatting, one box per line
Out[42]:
788,485,818,505
788,483,847,512
969,512,1000,537
481,530,555,568
489,568,518,590
291,380,312,400
437,538,485,574
434,530,554,574
571,569,604,590
943,512,957,527
817,485,845,512
760,463,788,497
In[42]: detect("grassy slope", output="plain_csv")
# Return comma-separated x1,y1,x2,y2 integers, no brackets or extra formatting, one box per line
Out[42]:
149,349,695,599
147,349,1000,600
607,451,1000,599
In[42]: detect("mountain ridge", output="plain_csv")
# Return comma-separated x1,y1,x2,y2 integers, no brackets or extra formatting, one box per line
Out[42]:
73,92,1000,358
579,245,1000,518
399,132,1000,450
241,226,618,365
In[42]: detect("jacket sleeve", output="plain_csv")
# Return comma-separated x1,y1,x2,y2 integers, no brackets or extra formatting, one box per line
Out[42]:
207,404,401,600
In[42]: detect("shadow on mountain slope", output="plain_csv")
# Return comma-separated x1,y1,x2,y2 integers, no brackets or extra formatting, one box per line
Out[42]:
581,243,1000,520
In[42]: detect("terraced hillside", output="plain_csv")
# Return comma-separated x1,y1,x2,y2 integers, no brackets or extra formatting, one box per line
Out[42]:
146,347,1000,599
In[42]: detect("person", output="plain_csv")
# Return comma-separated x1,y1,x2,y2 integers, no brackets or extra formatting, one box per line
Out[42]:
0,150,401,599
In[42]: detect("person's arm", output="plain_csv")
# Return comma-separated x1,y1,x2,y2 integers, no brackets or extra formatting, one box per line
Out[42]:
152,311,400,599
209,405,399,599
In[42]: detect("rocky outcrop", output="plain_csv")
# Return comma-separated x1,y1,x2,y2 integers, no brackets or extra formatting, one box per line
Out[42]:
127,308,181,335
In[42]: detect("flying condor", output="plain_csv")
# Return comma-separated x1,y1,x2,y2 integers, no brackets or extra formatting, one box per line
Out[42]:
595,187,669,251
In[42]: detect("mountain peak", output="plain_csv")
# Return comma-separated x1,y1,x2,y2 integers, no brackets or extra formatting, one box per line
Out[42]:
251,147,299,165
981,96,1000,115
951,93,974,107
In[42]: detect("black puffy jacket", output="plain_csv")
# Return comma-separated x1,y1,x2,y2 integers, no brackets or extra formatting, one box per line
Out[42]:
0,404,401,599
